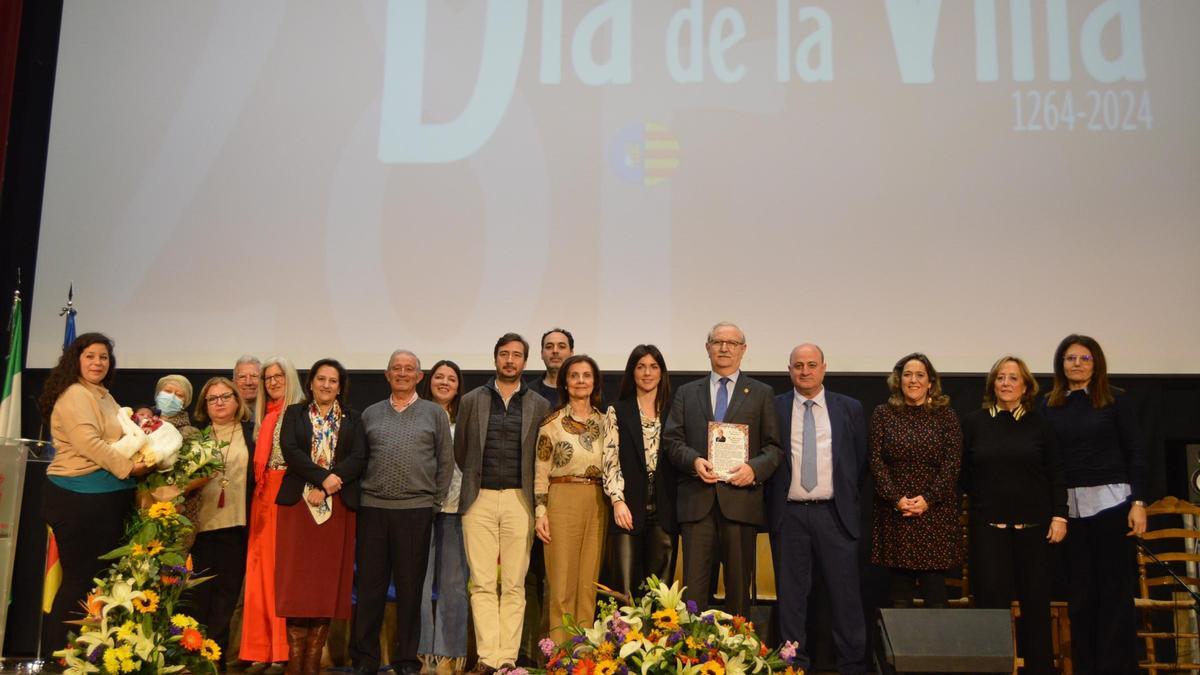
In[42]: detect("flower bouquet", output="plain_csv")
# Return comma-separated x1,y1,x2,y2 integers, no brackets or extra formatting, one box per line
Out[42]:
53,501,221,674
137,426,227,507
532,577,804,675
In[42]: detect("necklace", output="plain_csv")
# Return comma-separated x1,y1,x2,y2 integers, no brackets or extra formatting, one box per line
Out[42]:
214,423,237,508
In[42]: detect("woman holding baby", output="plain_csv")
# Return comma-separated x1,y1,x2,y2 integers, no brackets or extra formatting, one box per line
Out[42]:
38,333,154,657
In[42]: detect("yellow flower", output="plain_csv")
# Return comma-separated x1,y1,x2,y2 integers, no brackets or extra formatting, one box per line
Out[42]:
147,501,177,520
130,543,146,556
201,639,222,661
116,621,136,641
625,629,645,643
685,636,701,649
104,645,133,673
132,590,159,613
144,539,164,556
171,614,198,629
698,661,725,675
652,607,679,631
596,642,615,659
595,659,619,675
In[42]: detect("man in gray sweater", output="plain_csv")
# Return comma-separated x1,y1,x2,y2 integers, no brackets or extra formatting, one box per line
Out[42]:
351,350,454,675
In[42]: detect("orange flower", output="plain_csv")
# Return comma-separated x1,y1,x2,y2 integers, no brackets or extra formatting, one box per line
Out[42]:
574,657,596,675
181,627,204,651
85,593,103,618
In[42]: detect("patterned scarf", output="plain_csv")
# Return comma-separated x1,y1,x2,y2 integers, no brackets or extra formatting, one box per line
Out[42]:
305,400,341,524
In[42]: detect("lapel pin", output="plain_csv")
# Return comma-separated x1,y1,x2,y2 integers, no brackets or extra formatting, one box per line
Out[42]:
743,387,750,394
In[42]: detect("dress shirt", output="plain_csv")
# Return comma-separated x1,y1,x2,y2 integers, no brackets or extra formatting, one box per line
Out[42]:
709,370,741,415
1067,483,1130,518
788,388,833,501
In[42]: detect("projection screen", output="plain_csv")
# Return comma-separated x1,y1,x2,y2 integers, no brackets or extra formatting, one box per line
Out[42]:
29,0,1200,372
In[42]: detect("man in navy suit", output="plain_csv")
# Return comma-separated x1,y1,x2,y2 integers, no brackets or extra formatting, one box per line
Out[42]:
767,344,870,674
664,321,782,617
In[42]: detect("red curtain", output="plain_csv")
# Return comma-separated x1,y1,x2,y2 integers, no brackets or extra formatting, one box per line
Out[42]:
0,0,25,189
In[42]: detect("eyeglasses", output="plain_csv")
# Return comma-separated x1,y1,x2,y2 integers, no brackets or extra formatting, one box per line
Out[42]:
206,393,235,404
263,374,285,383
1063,355,1094,364
707,340,745,349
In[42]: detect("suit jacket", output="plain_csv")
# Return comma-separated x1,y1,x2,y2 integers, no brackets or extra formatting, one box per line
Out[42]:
455,381,551,514
766,389,868,539
275,402,368,510
609,397,677,536
663,373,783,527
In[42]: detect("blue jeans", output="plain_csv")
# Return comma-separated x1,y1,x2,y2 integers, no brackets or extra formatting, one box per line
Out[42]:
418,513,469,658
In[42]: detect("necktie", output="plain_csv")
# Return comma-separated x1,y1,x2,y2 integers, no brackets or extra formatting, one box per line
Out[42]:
714,377,730,422
801,399,817,491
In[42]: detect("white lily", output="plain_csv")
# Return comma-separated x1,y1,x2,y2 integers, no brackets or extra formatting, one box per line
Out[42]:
92,579,144,630
725,652,750,675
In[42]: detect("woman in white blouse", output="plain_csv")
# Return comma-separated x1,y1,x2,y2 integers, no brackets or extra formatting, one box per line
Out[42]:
602,345,677,600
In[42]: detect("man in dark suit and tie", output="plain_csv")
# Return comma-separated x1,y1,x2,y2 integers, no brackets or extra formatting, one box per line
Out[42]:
663,322,783,617
767,343,870,674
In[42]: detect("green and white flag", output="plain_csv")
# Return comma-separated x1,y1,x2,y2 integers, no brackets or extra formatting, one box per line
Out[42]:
0,293,22,440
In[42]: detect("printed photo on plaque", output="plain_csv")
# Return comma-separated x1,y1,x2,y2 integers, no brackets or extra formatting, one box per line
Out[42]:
707,421,749,481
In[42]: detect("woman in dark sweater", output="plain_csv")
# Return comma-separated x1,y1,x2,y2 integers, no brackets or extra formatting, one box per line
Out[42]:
1039,334,1145,675
962,356,1065,675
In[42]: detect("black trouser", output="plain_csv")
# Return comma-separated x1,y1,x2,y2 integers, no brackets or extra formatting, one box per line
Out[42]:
605,512,677,599
1067,503,1138,674
971,521,1053,675
680,503,756,617
351,506,434,672
775,500,869,674
190,525,248,664
887,569,947,608
41,482,134,654
521,537,548,662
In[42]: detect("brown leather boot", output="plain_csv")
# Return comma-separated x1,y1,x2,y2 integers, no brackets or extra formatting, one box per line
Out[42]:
302,620,330,675
284,621,308,675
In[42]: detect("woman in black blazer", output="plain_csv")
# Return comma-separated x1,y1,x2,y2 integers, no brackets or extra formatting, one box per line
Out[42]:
188,376,257,667
273,358,366,675
602,344,677,598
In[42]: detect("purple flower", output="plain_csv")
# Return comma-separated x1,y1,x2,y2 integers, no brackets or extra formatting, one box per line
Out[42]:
504,668,529,675
667,630,685,646
539,637,556,657
685,600,698,614
779,640,798,663
701,614,715,624
572,634,587,644
169,624,183,636
88,646,105,663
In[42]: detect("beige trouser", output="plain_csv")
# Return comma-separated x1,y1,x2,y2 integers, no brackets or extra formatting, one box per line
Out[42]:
544,483,607,643
463,488,534,668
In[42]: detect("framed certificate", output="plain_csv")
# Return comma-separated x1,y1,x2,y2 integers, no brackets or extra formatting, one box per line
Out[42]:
707,421,749,481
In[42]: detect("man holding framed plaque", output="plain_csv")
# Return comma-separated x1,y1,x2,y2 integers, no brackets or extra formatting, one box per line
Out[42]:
663,322,782,617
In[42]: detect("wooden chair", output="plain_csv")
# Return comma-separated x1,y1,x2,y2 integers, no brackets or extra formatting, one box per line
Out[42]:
1136,496,1200,674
